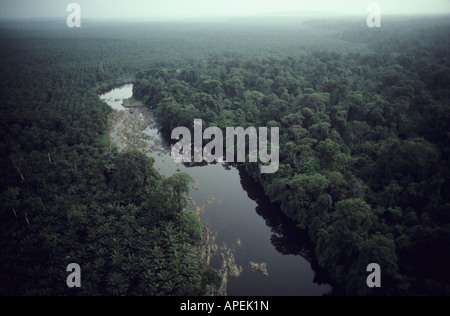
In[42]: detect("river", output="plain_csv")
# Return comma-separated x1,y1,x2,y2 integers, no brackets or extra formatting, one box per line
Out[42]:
100,84,335,296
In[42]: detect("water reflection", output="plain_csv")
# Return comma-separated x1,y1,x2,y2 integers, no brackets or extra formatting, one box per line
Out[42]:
237,166,343,295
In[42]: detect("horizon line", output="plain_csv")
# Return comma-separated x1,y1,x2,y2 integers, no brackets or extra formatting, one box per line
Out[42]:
1,11,450,23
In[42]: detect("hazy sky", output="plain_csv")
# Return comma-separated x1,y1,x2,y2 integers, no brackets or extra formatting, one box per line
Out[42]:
1,0,449,20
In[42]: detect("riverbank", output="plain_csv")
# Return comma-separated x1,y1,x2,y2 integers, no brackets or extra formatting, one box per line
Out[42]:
101,86,240,296
100,83,333,297
107,106,156,152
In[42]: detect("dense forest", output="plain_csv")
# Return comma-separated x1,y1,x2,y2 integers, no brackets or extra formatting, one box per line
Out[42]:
1,15,449,295
0,20,223,295
132,19,450,295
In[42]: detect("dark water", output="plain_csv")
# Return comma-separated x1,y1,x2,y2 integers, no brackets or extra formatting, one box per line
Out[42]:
100,85,335,296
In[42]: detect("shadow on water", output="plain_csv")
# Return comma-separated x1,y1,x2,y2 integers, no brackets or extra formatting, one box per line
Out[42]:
148,123,341,295
237,166,344,296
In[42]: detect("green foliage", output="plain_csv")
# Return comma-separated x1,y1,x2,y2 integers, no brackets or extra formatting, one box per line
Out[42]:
1,15,450,296
0,23,217,296
110,151,158,193
132,21,450,294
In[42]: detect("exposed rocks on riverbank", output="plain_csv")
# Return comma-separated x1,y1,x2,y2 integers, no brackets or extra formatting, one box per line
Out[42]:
106,99,169,155
217,243,243,296
108,107,154,152
189,198,241,296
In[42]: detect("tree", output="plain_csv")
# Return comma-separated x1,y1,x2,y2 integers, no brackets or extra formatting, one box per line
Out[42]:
0,187,20,220
348,234,400,295
333,198,374,234
224,76,245,98
278,173,329,228
164,173,193,210
111,151,158,194
316,138,350,172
